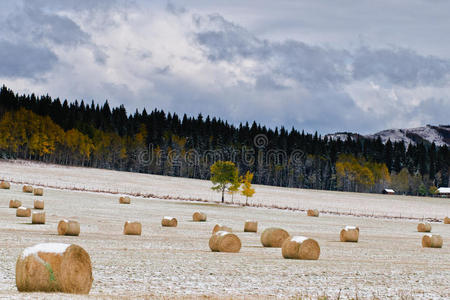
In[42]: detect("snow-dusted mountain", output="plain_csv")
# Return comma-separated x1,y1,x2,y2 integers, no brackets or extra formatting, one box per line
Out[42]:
326,125,450,147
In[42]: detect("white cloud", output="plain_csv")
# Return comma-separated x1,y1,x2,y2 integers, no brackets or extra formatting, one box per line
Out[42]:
0,0,449,135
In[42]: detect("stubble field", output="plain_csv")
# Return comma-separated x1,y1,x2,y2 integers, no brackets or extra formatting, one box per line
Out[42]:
0,160,449,299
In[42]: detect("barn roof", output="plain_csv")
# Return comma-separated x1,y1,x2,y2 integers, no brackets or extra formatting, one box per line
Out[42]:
437,187,450,193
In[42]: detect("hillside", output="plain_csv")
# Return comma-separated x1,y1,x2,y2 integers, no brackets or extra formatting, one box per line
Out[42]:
326,125,450,147
0,159,448,219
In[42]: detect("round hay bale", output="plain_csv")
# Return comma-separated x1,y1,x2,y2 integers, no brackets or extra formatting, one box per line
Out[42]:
244,221,258,232
58,220,80,236
23,185,33,193
417,222,431,232
161,217,177,227
33,188,44,196
209,231,241,253
0,181,11,189
119,196,130,204
9,199,22,208
192,212,207,222
444,217,450,224
260,227,289,247
212,224,232,234
281,236,320,260
422,234,443,248
34,199,44,210
307,209,319,217
16,243,93,294
32,212,45,224
123,221,142,235
16,207,31,217
340,226,359,242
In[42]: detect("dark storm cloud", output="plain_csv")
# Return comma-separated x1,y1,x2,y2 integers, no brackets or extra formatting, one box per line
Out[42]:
195,14,450,90
0,40,57,78
352,47,450,88
4,7,89,47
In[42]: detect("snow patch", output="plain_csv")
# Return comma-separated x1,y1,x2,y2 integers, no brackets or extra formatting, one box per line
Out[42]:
21,243,70,259
163,216,174,220
291,236,308,243
344,226,357,231
217,231,230,236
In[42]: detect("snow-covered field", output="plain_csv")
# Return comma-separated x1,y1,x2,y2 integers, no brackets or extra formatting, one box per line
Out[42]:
0,160,449,220
0,160,449,299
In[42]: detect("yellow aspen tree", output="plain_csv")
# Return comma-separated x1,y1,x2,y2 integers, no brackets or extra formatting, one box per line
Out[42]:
241,171,255,206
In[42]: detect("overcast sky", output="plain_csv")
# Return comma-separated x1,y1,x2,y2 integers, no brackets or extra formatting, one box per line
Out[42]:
1,0,450,134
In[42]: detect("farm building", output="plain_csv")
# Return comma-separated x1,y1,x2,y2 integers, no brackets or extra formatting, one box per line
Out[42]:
437,187,450,198
382,189,395,195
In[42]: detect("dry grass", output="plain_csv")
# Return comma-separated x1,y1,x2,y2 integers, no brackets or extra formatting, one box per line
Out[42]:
31,212,45,224
212,224,232,234
16,207,31,217
9,199,22,208
281,236,320,260
33,188,43,196
58,220,80,236
244,221,258,233
15,244,93,294
0,181,10,189
422,234,443,248
193,212,207,222
161,217,177,227
417,222,432,232
340,227,359,242
307,209,319,217
22,185,33,193
34,199,44,210
209,232,241,253
123,221,142,235
260,227,289,247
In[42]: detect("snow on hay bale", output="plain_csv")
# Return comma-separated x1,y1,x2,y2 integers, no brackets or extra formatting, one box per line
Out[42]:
212,224,232,234
58,220,80,236
33,188,44,196
281,236,320,260
123,221,142,235
340,226,359,242
161,216,177,227
209,231,241,253
244,221,258,232
422,234,443,248
307,209,319,217
260,227,289,247
23,185,33,193
16,207,31,217
15,243,93,294
32,212,45,224
0,181,10,189
417,222,431,232
192,212,207,222
444,217,450,224
9,200,22,208
34,199,44,210
119,196,130,204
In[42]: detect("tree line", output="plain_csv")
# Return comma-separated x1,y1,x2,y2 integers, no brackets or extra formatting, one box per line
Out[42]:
0,85,448,195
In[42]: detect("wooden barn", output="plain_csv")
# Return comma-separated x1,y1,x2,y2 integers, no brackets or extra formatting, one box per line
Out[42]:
382,188,395,195
437,187,450,198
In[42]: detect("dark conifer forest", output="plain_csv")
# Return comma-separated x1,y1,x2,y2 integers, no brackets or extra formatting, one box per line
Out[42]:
0,85,448,195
